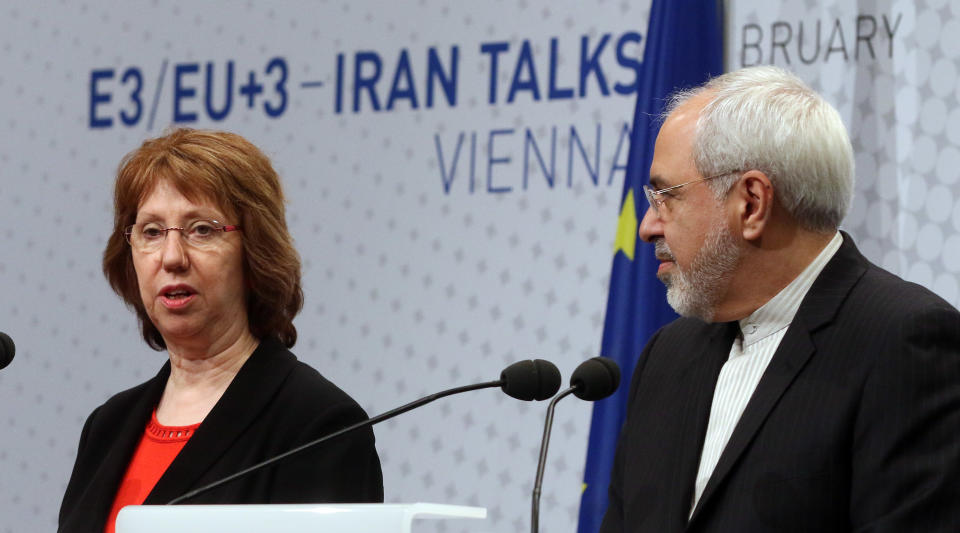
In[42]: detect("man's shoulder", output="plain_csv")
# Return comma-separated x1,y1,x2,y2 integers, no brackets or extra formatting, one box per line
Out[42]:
805,233,958,323
848,260,958,318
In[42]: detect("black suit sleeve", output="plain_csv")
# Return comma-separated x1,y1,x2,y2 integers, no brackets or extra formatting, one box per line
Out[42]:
58,406,101,526
599,410,630,533
851,303,960,532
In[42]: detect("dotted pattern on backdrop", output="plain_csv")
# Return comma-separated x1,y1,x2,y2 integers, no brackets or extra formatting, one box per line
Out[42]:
0,2,958,533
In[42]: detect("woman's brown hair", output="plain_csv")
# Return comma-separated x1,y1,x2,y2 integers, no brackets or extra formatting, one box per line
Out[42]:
102,128,303,350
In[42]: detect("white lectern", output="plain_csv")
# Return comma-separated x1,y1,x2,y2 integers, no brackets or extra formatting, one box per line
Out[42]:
116,503,486,533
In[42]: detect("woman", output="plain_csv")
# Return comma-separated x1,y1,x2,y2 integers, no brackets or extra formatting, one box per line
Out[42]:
58,129,383,533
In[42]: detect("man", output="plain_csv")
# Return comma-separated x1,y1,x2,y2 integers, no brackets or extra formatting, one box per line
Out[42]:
600,66,960,532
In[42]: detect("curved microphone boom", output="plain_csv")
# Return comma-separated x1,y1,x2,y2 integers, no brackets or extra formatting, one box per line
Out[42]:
167,358,561,504
531,357,620,533
0,332,14,371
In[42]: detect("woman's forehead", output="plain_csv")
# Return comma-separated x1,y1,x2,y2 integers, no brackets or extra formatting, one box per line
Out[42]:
136,179,232,219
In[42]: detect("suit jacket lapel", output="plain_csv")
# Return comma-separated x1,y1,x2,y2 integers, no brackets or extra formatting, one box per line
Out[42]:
144,339,296,504
687,322,816,525
666,321,740,529
687,234,868,526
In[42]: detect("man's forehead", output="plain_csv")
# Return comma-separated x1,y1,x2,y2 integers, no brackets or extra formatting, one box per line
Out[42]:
663,93,710,131
650,104,704,187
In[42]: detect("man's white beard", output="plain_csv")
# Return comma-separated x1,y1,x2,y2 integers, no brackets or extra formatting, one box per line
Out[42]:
655,222,741,322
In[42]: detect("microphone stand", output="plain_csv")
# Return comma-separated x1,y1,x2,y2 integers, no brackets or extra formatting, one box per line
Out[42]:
168,379,502,504
531,386,577,533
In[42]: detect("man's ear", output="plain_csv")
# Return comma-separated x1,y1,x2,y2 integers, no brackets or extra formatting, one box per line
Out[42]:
733,170,774,241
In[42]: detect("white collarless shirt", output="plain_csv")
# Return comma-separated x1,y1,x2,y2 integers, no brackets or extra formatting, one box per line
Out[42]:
690,232,843,515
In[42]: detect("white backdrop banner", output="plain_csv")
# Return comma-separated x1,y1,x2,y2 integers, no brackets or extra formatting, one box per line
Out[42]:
0,1,957,533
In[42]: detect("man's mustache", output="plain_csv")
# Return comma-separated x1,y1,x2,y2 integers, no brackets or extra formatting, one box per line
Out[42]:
654,239,675,262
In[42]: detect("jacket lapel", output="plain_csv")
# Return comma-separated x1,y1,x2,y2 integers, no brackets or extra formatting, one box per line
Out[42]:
666,321,740,529
687,233,868,526
144,339,296,504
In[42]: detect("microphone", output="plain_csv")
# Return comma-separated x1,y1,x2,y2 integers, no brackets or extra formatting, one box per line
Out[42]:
570,356,620,401
167,358,561,504
500,358,563,401
0,332,14,370
531,357,619,533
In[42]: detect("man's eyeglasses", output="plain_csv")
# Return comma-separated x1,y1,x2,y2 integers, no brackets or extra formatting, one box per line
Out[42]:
642,172,738,218
123,219,241,252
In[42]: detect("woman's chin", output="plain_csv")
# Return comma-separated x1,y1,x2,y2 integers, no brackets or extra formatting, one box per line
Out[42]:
155,321,205,345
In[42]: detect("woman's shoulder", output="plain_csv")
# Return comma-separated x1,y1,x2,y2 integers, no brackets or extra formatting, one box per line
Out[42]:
283,358,367,414
251,340,370,420
85,367,167,427
70,368,167,458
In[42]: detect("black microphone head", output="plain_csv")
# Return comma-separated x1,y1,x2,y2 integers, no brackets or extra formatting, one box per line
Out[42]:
500,359,561,401
0,332,14,370
571,357,620,401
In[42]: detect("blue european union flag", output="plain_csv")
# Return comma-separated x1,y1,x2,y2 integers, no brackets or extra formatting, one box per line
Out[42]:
576,1,724,531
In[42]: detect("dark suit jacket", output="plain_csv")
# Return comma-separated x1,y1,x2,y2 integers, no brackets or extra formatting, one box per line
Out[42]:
58,339,384,533
601,234,960,532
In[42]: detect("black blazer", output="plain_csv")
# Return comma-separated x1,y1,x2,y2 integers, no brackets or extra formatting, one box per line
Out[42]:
601,234,960,532
58,339,383,533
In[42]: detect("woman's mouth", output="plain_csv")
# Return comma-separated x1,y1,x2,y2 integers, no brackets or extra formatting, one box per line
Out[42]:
159,287,196,309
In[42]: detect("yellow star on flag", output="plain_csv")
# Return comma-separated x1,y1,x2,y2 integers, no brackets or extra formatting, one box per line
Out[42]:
613,190,638,260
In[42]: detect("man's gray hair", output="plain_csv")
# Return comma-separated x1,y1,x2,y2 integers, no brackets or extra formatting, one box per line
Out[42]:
666,66,854,232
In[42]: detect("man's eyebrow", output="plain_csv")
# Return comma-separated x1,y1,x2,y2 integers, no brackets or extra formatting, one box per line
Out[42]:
648,175,666,189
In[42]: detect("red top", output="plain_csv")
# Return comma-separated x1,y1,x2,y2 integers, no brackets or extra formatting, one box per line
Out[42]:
105,410,200,533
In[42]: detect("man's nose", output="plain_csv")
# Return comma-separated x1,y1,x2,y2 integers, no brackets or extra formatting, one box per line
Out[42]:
638,206,663,243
